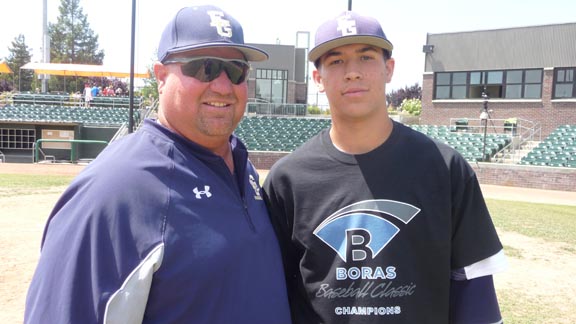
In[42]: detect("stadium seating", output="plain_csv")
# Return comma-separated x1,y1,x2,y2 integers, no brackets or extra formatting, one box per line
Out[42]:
409,125,512,162
0,104,129,126
520,125,576,168
235,116,331,152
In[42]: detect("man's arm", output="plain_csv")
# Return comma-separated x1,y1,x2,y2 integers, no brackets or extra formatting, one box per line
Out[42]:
450,273,503,324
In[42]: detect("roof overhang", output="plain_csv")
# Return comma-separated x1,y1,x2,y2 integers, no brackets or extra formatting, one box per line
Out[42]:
20,62,149,78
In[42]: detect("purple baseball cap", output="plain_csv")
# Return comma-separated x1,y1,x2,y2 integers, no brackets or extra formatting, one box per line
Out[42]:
308,11,393,63
157,5,268,63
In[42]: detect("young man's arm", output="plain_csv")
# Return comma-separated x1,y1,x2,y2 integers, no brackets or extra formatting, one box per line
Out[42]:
450,274,503,324
449,250,507,324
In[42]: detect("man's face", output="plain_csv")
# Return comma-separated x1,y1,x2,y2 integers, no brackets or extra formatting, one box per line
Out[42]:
313,43,395,120
154,47,248,147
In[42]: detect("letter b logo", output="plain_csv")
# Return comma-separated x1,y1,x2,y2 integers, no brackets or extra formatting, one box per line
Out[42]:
346,229,372,262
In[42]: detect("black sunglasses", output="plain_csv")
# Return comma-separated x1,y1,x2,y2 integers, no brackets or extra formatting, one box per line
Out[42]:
163,56,251,85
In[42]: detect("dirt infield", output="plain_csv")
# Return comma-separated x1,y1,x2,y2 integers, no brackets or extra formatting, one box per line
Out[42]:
1,163,575,323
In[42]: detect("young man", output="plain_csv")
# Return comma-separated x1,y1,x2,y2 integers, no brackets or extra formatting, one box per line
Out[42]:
24,5,291,324
263,10,507,324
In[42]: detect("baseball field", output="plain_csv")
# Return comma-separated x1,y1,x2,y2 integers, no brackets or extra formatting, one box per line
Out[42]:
1,163,575,323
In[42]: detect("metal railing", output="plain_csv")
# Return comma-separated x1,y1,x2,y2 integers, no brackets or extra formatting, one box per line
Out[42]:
449,117,541,163
246,102,308,116
31,143,55,163
109,98,158,143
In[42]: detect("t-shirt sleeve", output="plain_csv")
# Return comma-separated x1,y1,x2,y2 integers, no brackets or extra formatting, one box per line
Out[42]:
450,161,504,270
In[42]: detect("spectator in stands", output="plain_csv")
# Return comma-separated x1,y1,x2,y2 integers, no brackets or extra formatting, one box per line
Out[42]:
115,86,123,96
105,85,115,96
91,84,99,98
83,83,92,107
263,10,507,324
24,5,291,324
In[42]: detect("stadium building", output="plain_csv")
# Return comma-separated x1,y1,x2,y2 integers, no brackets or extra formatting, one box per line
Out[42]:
421,22,576,139
0,26,575,191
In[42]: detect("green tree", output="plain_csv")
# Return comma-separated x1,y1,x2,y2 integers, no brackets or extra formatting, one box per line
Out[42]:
386,83,422,108
140,65,158,103
400,98,422,116
48,0,104,92
3,34,34,92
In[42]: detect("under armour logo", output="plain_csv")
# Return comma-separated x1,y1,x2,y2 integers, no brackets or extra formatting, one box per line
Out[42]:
207,11,232,37
193,186,212,199
336,15,357,36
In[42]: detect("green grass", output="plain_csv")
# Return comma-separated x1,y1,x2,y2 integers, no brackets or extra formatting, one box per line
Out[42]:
486,198,576,245
0,173,75,197
486,198,576,323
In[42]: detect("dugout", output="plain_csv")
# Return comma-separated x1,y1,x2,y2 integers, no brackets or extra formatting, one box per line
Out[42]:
0,121,117,163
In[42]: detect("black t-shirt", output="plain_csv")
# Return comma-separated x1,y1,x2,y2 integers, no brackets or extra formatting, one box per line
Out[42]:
263,121,503,324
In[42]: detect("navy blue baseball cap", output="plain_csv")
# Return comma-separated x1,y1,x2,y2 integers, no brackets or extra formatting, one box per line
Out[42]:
309,11,393,63
157,5,268,63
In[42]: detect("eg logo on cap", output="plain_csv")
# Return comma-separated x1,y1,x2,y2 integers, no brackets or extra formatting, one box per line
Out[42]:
337,15,357,36
207,11,232,38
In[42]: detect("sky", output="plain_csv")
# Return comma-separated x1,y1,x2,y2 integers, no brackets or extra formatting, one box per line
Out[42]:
1,0,575,94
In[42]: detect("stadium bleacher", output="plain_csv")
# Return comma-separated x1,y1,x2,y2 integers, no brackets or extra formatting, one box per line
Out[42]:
2,93,575,169
520,125,576,168
0,92,141,126
409,124,512,163
235,116,331,152
0,104,130,126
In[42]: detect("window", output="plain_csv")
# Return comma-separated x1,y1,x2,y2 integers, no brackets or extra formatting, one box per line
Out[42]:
504,69,542,99
554,68,576,98
434,69,543,99
469,71,502,98
255,69,288,103
434,72,466,99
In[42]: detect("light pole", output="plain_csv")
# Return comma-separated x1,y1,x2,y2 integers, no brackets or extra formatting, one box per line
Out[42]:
480,91,489,161
348,0,352,10
128,0,136,133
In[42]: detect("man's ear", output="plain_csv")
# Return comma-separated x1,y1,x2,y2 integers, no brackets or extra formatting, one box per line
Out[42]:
313,69,325,93
153,62,167,94
385,57,395,84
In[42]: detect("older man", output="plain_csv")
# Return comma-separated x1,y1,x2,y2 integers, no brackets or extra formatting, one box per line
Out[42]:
25,5,291,324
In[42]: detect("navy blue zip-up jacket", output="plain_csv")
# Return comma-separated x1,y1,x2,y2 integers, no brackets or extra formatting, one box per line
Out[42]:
25,119,291,324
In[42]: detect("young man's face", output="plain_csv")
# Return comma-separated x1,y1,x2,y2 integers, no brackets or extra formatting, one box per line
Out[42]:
313,43,395,120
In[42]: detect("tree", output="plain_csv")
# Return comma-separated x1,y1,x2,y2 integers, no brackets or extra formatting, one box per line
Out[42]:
2,34,34,92
48,0,105,93
140,65,158,102
400,98,422,116
386,83,422,108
